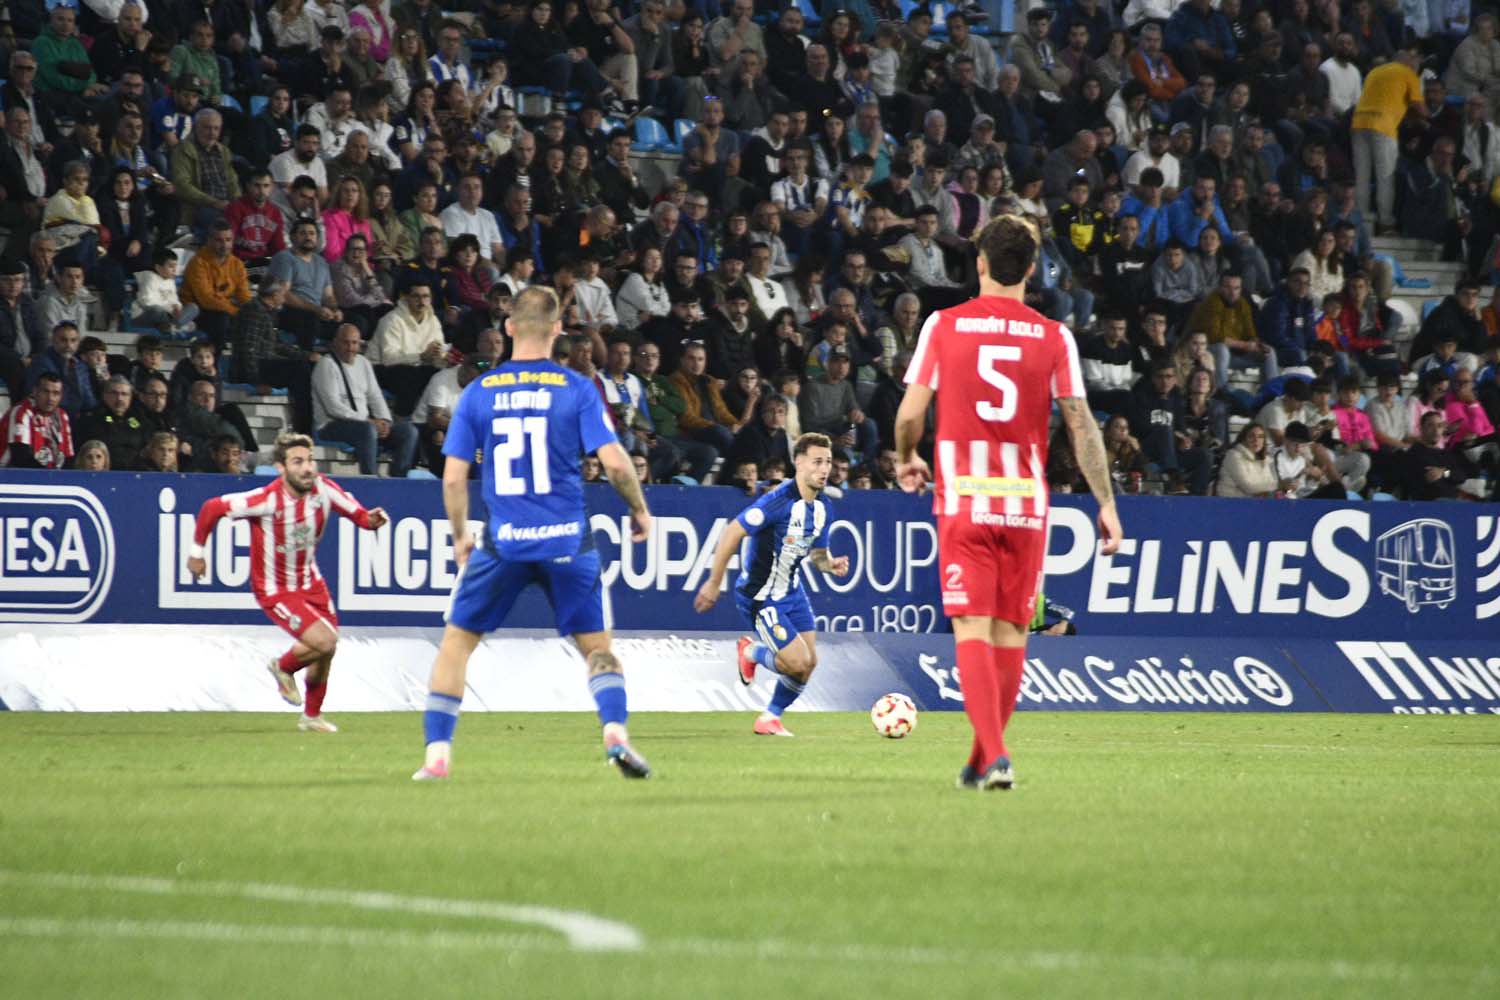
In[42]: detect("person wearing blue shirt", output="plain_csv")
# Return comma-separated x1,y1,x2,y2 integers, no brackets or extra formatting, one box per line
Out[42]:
1164,0,1237,81
1119,166,1173,249
693,433,850,737
414,285,653,782
1166,175,1235,249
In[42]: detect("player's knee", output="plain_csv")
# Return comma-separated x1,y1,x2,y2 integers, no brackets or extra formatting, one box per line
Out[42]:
586,649,623,677
305,631,337,658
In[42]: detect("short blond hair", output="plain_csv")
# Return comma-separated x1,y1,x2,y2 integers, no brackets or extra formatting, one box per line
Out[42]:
273,432,314,465
509,285,561,341
794,432,833,457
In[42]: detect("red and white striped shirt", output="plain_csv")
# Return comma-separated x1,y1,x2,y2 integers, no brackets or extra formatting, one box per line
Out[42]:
0,400,74,469
905,294,1084,528
193,475,373,597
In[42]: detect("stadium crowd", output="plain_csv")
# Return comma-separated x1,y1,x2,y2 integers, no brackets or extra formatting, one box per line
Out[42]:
0,0,1497,498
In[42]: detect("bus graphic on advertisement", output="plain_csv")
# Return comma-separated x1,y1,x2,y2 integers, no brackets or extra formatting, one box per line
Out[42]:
1375,519,1456,613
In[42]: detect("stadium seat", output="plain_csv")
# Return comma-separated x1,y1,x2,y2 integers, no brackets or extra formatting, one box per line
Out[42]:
1371,252,1432,289
253,464,278,475
794,0,821,27
633,116,669,151
405,468,439,480
672,119,695,146
219,94,243,113
250,95,268,117
1371,491,1397,501
223,382,288,397
1422,299,1440,322
313,435,356,454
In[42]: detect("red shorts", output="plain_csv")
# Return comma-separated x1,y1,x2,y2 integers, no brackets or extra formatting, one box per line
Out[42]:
937,516,1046,625
257,581,339,640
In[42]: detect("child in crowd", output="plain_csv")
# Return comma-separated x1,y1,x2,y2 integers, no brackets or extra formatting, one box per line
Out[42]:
133,249,201,336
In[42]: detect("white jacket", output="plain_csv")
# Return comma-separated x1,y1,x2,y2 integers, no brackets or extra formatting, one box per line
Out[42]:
368,302,443,366
135,271,181,311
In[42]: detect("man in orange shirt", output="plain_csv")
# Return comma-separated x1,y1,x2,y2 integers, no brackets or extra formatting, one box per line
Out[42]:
181,220,252,350
1128,22,1186,116
1351,43,1427,233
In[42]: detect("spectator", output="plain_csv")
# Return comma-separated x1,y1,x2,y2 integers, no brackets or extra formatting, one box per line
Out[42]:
0,260,41,401
331,234,394,338
1215,422,1276,497
1258,268,1318,367
1411,280,1488,363
133,248,200,336
249,85,296,169
798,346,877,464
35,261,89,344
455,283,512,356
181,220,252,349
615,247,671,331
594,337,679,481
412,351,484,474
228,279,317,431
134,430,179,472
170,108,239,237
34,5,106,110
26,321,95,417
1398,409,1464,499
74,375,149,470
74,439,110,471
312,323,418,476
225,170,288,266
176,378,245,470
1081,314,1138,416
1190,271,1277,389
270,218,343,348
1366,371,1414,453
368,279,445,415
1351,42,1424,235
630,338,715,482
0,372,73,469
1443,14,1500,105
1149,239,1204,331
324,176,376,264
1128,359,1213,494
1272,421,1344,498
668,339,739,460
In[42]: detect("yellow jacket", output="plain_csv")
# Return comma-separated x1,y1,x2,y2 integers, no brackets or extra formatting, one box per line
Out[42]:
181,251,251,315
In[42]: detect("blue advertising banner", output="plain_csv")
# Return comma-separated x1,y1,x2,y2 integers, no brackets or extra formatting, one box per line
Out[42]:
0,471,1495,643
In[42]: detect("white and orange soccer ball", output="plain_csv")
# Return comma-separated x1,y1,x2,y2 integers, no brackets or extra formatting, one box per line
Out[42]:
870,693,918,739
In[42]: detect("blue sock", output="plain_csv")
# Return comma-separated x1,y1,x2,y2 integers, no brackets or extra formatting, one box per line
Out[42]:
750,642,781,674
588,672,629,727
423,692,463,745
766,676,805,717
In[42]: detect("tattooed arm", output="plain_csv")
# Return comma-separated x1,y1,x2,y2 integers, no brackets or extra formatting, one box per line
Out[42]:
1057,396,1123,555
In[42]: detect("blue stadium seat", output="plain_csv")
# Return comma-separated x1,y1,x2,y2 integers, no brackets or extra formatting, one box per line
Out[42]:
253,464,278,476
223,382,288,397
1422,299,1440,321
219,94,243,113
795,0,822,27
633,116,670,151
1261,141,1285,178
1371,491,1397,501
673,118,695,146
405,468,438,480
1372,252,1431,289
314,436,356,454
250,95,268,118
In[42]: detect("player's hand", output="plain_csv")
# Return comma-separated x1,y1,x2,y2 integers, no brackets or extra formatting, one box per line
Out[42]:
629,508,651,542
1096,502,1123,556
895,455,930,493
366,507,389,530
826,555,850,577
452,531,476,567
693,580,720,613
186,555,207,580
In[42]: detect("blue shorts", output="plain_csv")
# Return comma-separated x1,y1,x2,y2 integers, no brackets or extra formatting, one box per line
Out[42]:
734,590,815,653
446,544,607,637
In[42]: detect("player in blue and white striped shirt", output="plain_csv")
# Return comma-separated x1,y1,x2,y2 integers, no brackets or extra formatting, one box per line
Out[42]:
694,433,849,736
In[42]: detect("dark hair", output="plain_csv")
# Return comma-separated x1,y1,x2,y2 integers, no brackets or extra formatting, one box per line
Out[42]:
211,434,241,453
1337,376,1363,394
290,175,319,193
34,371,63,387
296,123,320,139
975,215,1039,286
1139,167,1164,187
1284,378,1312,401
135,333,163,353
151,248,177,268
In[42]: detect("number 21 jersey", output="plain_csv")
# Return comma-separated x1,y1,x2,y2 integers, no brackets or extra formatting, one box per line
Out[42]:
904,295,1084,530
444,360,619,561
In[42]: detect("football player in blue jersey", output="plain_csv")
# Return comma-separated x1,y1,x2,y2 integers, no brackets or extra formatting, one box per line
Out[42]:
413,286,654,781
693,432,850,736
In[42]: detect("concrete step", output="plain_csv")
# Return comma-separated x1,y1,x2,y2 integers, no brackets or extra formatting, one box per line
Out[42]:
242,413,286,428
1371,236,1445,254
235,402,293,420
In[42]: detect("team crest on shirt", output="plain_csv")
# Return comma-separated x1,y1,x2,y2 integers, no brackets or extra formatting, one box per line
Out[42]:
772,624,787,641
276,522,317,554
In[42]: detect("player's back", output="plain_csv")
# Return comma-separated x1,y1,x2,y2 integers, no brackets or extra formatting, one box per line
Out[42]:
450,358,618,561
907,294,1083,525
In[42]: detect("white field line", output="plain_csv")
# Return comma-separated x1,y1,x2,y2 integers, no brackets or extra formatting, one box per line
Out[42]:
0,870,641,952
0,915,1496,987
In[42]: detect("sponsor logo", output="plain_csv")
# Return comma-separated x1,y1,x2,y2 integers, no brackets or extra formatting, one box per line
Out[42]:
0,483,115,623
953,475,1038,498
971,511,1044,529
1374,518,1455,613
1477,516,1500,620
496,521,581,542
1337,641,1500,707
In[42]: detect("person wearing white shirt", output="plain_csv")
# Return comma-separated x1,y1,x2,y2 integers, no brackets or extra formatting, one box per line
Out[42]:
368,283,447,368
745,241,790,321
306,0,351,36
1121,0,1185,27
1123,128,1181,189
898,206,966,312
305,89,359,162
312,323,418,475
271,125,330,201
1320,34,1365,116
770,149,829,258
1459,94,1500,185
412,353,481,472
571,257,619,332
440,175,505,261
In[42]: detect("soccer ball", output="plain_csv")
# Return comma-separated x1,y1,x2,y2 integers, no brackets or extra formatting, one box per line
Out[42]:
870,693,918,739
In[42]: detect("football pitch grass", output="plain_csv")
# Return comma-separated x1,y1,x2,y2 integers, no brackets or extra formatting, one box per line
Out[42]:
2,712,1497,999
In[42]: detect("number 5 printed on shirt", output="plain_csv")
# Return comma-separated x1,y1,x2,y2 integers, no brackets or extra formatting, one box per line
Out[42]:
976,344,1021,423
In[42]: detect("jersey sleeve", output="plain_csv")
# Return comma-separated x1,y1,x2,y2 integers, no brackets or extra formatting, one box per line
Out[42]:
441,382,483,461
1049,324,1086,400
319,476,373,528
736,488,784,536
193,486,275,544
904,312,942,390
815,498,832,548
576,377,619,456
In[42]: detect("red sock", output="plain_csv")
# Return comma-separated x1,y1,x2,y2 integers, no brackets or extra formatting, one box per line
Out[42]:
278,649,304,674
305,680,327,717
956,639,1003,766
994,646,1027,736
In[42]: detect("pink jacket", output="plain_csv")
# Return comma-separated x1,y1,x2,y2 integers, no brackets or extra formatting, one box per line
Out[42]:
323,211,373,263
1444,396,1495,449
